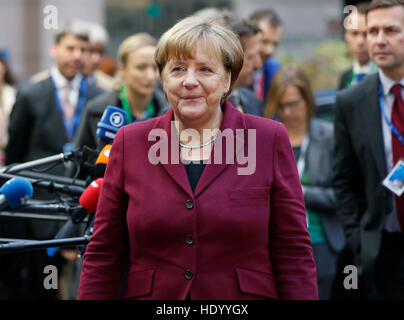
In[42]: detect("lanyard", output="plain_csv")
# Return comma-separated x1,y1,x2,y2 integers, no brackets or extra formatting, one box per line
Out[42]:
347,63,378,87
297,136,310,179
120,85,155,124
51,76,87,140
378,81,404,146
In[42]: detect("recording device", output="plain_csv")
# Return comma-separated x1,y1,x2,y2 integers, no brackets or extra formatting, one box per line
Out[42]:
0,177,33,210
0,147,95,176
0,172,84,197
96,105,126,144
92,144,111,179
79,178,104,213
46,178,104,257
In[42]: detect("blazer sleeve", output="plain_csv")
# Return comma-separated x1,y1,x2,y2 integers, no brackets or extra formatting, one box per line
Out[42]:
78,127,129,299
5,88,33,164
332,93,363,253
304,186,336,213
268,122,318,300
304,128,336,214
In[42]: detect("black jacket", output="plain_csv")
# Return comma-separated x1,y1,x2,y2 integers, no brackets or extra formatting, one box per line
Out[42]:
74,89,170,151
333,74,390,294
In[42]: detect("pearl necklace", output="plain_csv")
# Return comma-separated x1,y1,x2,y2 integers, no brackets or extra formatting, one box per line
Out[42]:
179,135,217,149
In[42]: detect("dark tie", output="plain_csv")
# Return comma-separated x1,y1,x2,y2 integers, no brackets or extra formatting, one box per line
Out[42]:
355,73,366,83
390,83,404,230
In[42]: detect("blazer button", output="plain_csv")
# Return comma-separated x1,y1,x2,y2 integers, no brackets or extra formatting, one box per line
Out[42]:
185,269,193,280
185,199,194,209
185,234,194,245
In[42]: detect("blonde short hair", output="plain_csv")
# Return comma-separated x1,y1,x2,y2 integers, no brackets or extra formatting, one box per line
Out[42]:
117,32,157,66
155,15,244,102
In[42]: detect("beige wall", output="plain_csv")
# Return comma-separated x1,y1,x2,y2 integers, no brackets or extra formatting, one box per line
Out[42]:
0,0,105,82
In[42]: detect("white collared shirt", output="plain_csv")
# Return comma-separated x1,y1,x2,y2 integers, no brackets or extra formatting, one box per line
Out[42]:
379,70,404,232
50,66,82,111
353,60,376,75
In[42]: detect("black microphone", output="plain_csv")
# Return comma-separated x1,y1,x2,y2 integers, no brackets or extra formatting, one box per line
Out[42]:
7,202,80,214
47,178,103,257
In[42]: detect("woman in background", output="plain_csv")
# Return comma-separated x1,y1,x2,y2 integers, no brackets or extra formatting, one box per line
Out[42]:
265,65,345,300
0,53,16,166
74,32,169,151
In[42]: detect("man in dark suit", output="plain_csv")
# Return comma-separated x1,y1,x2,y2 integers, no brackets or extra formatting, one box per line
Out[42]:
0,20,103,300
222,13,264,116
339,2,377,90
333,0,404,299
250,9,283,103
6,20,103,172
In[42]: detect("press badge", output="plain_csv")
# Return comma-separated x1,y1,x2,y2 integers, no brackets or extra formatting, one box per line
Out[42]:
383,160,404,196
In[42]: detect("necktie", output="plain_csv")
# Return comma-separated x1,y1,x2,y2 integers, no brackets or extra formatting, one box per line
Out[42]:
62,83,75,124
390,83,404,230
355,73,366,83
254,69,264,101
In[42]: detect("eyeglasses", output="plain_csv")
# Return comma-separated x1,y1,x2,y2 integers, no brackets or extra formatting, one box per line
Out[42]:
278,99,302,110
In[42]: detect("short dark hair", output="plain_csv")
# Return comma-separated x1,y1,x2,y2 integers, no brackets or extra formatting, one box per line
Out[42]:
366,0,404,15
250,8,282,28
55,19,89,43
221,11,260,47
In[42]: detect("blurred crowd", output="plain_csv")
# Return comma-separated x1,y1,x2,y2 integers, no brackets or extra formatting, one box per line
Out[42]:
1,0,404,300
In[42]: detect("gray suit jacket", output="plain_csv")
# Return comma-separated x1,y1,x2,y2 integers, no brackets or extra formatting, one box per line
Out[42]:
238,87,264,117
304,119,346,252
333,74,389,293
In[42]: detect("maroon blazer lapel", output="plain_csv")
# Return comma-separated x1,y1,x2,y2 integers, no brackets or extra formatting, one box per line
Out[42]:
149,102,248,197
148,109,193,197
195,102,247,197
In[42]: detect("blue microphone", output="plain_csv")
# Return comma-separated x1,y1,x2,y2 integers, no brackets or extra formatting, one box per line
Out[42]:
0,177,34,210
96,105,126,144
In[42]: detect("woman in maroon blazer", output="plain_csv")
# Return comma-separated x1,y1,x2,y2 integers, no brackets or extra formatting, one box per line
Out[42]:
78,15,318,300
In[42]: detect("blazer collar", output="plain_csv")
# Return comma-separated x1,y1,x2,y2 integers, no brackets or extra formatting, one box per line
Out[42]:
149,101,247,198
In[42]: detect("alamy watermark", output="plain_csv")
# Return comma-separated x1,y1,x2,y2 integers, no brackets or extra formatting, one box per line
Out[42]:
43,5,58,30
43,265,58,290
343,265,358,290
343,5,359,31
147,121,257,175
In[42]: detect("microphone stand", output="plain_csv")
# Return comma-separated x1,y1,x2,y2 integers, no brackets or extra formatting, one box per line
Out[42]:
17,170,87,187
0,172,85,196
0,212,71,221
0,147,96,175
0,235,91,254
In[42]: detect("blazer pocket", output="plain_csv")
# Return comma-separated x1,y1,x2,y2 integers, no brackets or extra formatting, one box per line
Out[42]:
236,267,278,299
121,269,154,299
230,187,270,200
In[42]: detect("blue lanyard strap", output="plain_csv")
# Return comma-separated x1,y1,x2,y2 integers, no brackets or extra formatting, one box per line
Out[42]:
379,81,404,146
51,76,87,140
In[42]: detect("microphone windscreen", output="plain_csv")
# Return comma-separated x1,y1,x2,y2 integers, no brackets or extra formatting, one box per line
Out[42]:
96,105,126,143
95,144,111,165
79,178,104,213
0,177,33,209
